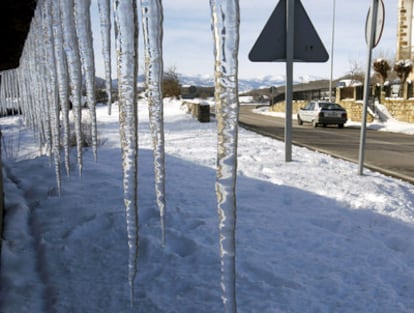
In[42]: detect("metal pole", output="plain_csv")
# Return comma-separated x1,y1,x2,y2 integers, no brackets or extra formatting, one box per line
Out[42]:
359,0,379,175
285,0,294,162
271,86,274,106
329,0,336,102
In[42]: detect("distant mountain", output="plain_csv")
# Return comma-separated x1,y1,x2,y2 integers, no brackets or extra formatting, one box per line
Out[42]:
102,73,326,93
176,73,286,92
176,73,326,93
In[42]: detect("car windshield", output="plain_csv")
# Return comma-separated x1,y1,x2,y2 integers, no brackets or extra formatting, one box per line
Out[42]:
320,102,343,110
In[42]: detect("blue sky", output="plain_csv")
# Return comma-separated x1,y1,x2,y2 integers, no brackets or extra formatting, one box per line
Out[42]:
91,0,398,80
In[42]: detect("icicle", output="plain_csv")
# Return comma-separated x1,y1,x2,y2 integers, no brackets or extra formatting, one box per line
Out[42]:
43,0,62,195
9,70,19,113
74,0,98,161
210,1,240,313
60,0,83,176
0,73,5,115
140,0,166,247
114,0,139,305
3,71,12,112
23,30,42,141
24,36,41,138
97,0,113,115
16,67,30,128
2,71,8,113
33,6,53,156
52,0,71,176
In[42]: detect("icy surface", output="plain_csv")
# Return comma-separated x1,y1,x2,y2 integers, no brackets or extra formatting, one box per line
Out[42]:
210,1,240,312
113,0,139,303
141,0,166,246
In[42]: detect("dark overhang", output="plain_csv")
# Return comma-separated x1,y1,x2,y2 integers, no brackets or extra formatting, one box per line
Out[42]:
0,0,37,71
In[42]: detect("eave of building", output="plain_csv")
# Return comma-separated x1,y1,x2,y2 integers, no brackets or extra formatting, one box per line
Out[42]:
0,0,37,71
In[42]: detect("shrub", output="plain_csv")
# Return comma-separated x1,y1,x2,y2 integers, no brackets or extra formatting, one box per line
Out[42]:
163,67,181,98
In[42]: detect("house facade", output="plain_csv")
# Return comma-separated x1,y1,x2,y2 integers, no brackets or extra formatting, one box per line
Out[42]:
397,0,414,60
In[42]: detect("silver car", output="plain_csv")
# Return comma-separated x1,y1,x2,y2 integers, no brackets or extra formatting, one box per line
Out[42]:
297,101,348,128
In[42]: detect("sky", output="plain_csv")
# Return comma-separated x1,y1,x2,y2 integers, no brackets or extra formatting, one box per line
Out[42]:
91,0,399,81
1,98,414,312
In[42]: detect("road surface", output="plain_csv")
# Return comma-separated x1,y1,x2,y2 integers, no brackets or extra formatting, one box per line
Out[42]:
238,105,414,184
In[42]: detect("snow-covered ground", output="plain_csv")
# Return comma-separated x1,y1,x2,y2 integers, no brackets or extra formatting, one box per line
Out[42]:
1,99,414,313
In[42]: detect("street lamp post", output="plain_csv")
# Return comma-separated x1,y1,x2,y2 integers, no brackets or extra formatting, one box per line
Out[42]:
329,0,336,102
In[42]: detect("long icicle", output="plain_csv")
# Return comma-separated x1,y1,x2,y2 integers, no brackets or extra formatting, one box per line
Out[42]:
0,72,5,115
97,0,113,115
35,5,53,158
60,0,83,176
52,0,71,176
113,0,139,305
43,0,62,194
74,0,98,161
140,0,166,247
210,1,241,312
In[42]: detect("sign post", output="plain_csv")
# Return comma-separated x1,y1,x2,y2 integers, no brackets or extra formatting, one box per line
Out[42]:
285,0,294,161
249,0,328,162
359,0,384,175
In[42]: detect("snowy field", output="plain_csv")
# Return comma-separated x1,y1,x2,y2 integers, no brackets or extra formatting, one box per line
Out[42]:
1,99,414,313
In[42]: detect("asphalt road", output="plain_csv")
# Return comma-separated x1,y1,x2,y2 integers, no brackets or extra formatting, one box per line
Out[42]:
238,105,414,184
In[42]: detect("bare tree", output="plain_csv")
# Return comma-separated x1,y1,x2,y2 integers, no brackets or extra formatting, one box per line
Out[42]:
163,66,181,98
373,58,390,85
346,58,365,84
394,59,413,97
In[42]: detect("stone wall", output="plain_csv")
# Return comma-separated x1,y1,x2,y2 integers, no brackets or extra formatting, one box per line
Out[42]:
269,100,307,115
337,97,414,123
335,100,374,123
382,98,414,123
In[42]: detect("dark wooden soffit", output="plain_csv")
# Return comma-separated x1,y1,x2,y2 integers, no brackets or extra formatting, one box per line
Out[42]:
0,0,37,71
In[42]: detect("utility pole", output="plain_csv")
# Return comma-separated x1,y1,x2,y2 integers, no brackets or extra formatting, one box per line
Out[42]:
329,0,336,102
359,0,383,175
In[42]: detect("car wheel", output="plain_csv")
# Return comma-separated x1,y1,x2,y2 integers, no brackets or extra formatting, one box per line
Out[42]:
338,123,344,129
323,124,327,128
297,115,303,125
312,120,318,128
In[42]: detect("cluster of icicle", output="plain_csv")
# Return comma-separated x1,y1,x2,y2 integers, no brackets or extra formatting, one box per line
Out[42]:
0,0,241,311
0,0,101,184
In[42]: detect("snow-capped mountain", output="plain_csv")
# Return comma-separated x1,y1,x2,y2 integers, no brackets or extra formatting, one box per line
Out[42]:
106,73,326,93
176,73,287,92
176,73,326,92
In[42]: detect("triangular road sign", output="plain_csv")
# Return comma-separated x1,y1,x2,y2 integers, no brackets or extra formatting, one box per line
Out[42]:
249,0,329,62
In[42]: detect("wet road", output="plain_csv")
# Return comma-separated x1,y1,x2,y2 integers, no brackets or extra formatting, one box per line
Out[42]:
238,105,414,184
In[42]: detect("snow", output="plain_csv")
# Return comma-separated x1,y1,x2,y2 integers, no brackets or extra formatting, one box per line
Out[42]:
1,99,414,312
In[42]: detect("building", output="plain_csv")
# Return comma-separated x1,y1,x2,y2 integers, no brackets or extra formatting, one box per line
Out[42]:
397,0,414,60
